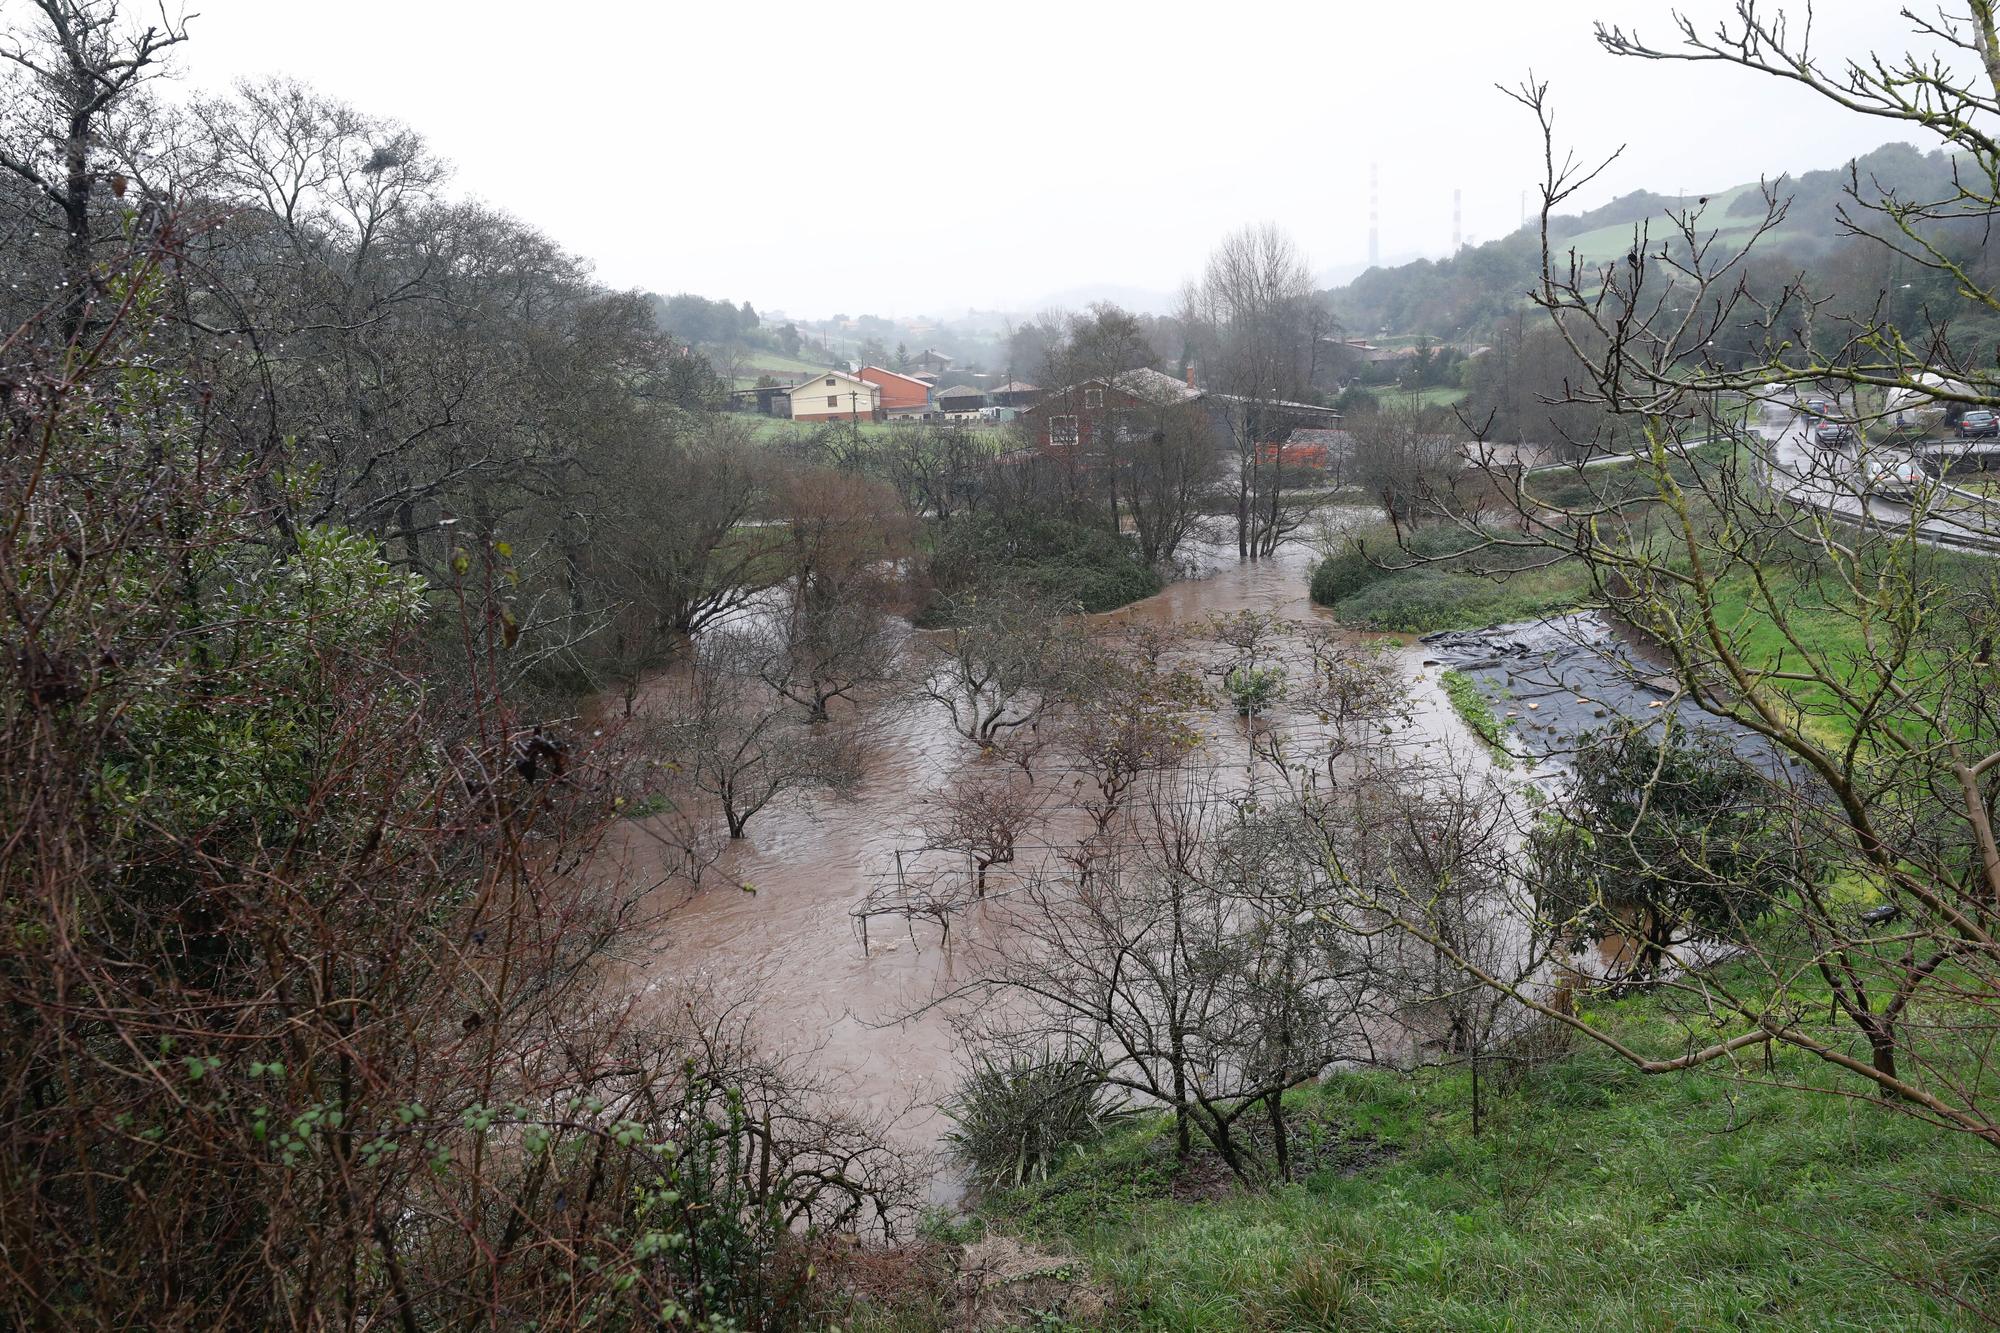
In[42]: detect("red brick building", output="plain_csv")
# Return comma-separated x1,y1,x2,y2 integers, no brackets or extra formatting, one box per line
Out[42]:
1019,367,1208,457
857,365,932,418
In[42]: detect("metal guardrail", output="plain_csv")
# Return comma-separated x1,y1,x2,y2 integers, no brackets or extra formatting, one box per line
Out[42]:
1516,435,1724,476
1509,421,2000,557
1783,486,2000,557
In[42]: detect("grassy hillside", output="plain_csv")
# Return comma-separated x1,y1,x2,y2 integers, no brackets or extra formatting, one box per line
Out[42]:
735,350,836,385
1329,142,1960,341
959,958,1998,1331
1556,181,1769,265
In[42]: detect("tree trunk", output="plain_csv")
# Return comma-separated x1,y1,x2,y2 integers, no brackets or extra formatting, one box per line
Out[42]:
1236,469,1250,558
1471,1044,1483,1137
62,111,92,345
1865,1016,1899,1087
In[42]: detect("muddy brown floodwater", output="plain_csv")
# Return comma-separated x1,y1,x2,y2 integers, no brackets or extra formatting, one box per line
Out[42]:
597,536,1480,1196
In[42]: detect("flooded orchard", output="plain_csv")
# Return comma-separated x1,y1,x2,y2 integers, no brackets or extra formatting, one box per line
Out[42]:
596,537,1482,1188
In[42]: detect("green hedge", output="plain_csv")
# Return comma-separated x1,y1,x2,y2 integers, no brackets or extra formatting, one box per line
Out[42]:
1309,522,1592,632
926,511,1162,618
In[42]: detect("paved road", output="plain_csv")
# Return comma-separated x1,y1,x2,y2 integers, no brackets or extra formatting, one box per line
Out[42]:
1755,395,2000,553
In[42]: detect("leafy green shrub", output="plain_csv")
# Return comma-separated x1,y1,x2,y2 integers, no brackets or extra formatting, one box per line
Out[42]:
945,1051,1127,1189
1532,726,1806,981
926,511,1161,618
1309,523,1488,607
1438,668,1512,767
1224,665,1287,716
1310,522,1592,631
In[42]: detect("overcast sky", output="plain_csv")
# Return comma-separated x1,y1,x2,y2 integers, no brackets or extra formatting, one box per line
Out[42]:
165,0,1935,319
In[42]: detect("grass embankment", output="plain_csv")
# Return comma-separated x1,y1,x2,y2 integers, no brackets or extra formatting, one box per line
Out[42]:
949,961,2000,1331
1375,384,1469,412
1309,521,1596,632
1438,668,1513,768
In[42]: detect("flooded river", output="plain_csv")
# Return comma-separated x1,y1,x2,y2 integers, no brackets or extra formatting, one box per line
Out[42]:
1419,611,1788,776
599,537,1480,1186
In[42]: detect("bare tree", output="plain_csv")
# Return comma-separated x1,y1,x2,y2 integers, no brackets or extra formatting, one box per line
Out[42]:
916,770,1047,894
657,632,859,839
1349,403,1472,533
0,0,188,339
1190,224,1320,558
964,791,1377,1183
917,592,1086,750
749,469,911,723
882,422,987,523
1357,12,2000,1152
1316,758,1550,1137
0,273,908,1327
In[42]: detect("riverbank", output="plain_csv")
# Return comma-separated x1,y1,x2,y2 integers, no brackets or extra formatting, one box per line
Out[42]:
1308,520,1597,633
1310,519,1999,755
849,949,1994,1330
609,538,1478,1210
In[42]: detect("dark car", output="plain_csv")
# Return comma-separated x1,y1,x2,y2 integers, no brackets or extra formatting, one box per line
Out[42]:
1813,421,1855,448
1958,409,1999,438
1802,396,1831,418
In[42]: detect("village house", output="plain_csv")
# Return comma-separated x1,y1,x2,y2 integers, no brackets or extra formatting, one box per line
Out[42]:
1020,366,1206,456
786,369,881,422
857,365,933,420
728,383,793,417
988,380,1041,409
935,384,989,421
910,348,955,375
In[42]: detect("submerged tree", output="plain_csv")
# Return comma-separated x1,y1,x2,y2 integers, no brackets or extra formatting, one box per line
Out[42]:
660,631,860,839
918,592,1088,749
965,791,1378,1185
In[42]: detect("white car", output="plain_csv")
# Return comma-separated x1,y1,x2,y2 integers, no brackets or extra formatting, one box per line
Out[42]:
1861,455,1929,501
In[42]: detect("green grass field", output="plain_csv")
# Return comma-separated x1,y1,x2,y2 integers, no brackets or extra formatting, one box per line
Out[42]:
1372,385,1469,412
1556,182,1774,266
947,956,1999,1331
736,350,833,378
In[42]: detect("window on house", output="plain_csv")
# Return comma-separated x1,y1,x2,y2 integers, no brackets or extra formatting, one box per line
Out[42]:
825,377,837,386
827,395,839,408
1050,415,1079,447
1083,387,1104,409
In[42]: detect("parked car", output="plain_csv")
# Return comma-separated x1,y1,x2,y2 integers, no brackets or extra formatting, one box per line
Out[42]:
1861,455,1929,501
1802,396,1831,418
1814,421,1855,447
1957,408,1998,438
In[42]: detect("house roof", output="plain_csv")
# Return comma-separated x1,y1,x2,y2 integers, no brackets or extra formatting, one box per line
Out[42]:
1212,391,1341,419
936,384,987,401
1109,367,1204,406
857,365,931,391
788,368,871,391
1028,367,1204,412
989,380,1040,395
